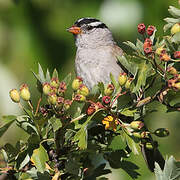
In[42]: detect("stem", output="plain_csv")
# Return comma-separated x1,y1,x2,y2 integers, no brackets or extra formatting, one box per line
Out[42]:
70,114,86,124
18,102,29,115
35,94,42,116
110,91,126,108
28,100,34,112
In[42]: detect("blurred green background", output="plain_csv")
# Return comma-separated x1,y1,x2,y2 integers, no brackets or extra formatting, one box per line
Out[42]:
0,0,180,179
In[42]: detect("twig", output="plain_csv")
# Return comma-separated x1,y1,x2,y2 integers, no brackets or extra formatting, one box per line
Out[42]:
35,94,42,116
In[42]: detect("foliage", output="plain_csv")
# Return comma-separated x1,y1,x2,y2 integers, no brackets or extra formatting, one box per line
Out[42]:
1,5,180,180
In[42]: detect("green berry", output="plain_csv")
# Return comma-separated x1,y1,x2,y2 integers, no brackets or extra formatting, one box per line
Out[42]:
9,89,20,103
20,84,31,101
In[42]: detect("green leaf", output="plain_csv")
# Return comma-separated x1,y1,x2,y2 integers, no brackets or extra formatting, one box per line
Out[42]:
46,69,51,82
171,32,180,43
120,108,137,117
88,84,101,100
38,63,45,83
110,73,119,90
123,41,138,51
62,73,72,87
49,117,62,132
136,39,144,52
31,144,49,173
163,23,173,32
122,130,140,155
117,93,132,110
168,6,180,18
108,135,126,151
164,17,180,24
117,55,138,76
155,156,180,180
0,116,16,138
15,150,30,170
132,62,151,93
52,68,58,79
65,157,81,176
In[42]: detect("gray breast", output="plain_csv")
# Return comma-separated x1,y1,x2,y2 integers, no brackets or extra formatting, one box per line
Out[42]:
75,46,123,89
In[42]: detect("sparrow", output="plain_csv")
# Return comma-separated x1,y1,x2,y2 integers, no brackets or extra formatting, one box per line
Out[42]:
67,17,124,89
67,17,165,172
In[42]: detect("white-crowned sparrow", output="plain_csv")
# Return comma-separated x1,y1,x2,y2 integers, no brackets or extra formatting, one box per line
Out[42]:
67,17,124,89
67,17,165,172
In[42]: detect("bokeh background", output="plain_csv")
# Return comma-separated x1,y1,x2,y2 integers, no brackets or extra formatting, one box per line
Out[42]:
0,0,180,179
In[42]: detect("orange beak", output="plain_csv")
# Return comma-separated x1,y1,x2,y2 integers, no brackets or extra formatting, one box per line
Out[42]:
67,25,82,35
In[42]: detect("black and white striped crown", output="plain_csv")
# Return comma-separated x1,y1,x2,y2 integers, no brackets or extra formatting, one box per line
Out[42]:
74,17,108,29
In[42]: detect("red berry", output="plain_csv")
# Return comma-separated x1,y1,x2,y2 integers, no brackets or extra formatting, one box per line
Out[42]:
147,25,155,36
144,38,152,48
144,47,152,55
137,23,146,34
174,51,180,59
87,104,96,116
102,96,111,104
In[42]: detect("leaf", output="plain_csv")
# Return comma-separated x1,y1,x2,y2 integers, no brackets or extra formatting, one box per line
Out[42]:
65,157,81,176
38,63,45,83
31,144,49,173
108,135,126,151
168,6,180,18
110,73,119,90
164,17,179,24
171,32,180,44
117,55,138,76
0,116,16,138
132,62,151,93
15,150,30,170
52,68,58,79
123,41,138,51
46,69,51,82
136,39,144,52
120,108,137,117
62,73,72,87
49,117,62,132
163,23,173,32
155,156,180,180
122,130,140,155
117,92,132,110
88,84,100,100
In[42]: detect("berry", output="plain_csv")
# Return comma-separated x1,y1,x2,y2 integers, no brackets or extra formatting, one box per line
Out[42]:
50,77,59,88
87,104,96,115
72,77,83,90
125,78,133,89
174,51,180,59
147,25,155,36
63,99,72,110
102,96,111,104
9,89,20,103
47,93,57,105
43,82,51,95
104,84,115,96
137,23,146,34
173,82,180,91
171,23,180,35
77,84,89,96
74,94,86,102
130,121,144,130
144,47,152,55
118,73,127,86
144,38,152,48
155,46,165,55
20,84,31,101
159,53,171,62
58,82,67,94
167,66,178,75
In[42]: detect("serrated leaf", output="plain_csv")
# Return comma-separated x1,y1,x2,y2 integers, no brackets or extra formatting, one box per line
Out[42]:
62,73,71,87
124,41,138,51
108,135,126,151
46,69,51,82
49,117,62,132
155,156,180,180
31,144,49,173
117,93,132,110
132,62,151,93
168,6,180,18
52,68,58,79
0,116,16,137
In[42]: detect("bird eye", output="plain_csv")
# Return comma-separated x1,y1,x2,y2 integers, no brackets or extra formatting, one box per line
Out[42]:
86,25,93,31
